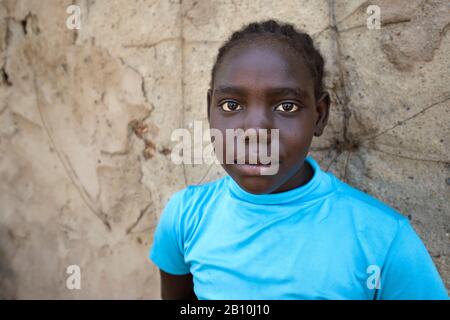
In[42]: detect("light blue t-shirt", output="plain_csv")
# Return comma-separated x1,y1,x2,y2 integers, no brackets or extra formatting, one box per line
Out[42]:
149,155,448,300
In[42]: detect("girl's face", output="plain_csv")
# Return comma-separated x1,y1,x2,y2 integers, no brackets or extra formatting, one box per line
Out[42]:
208,40,329,194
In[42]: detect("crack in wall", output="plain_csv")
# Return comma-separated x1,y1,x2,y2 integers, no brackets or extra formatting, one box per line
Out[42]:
337,17,412,33
329,0,352,146
361,95,450,143
2,12,40,86
319,1,449,174
118,57,152,106
180,1,188,187
99,109,152,158
71,0,78,44
122,37,179,49
360,145,449,164
325,0,357,175
196,162,214,185
31,70,112,232
1,16,12,86
125,202,154,235
1,66,11,85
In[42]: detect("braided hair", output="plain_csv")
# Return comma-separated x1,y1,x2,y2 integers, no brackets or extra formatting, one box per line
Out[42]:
210,19,325,101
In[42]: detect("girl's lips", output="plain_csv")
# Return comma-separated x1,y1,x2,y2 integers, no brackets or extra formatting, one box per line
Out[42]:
233,163,272,176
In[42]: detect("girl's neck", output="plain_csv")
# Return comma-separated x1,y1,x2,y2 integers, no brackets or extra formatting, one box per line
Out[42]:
270,160,314,194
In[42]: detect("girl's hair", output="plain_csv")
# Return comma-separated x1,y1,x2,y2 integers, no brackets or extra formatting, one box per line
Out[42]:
210,19,325,100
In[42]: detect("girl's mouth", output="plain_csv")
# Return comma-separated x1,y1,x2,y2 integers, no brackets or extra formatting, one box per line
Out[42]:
231,158,279,176
233,163,271,176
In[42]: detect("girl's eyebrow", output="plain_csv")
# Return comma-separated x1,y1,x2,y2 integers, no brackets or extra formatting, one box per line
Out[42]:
214,85,308,99
214,85,247,96
267,87,309,99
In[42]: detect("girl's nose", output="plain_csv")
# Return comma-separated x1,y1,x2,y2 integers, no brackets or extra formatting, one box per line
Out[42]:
242,104,273,133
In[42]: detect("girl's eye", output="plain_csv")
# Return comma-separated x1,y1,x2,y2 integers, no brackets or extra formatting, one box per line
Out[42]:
220,101,242,112
275,102,300,113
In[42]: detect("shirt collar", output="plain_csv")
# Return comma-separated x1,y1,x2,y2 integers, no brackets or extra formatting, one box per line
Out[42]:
226,155,335,206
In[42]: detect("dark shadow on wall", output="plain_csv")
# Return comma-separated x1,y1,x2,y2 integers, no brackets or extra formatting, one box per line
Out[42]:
0,226,17,299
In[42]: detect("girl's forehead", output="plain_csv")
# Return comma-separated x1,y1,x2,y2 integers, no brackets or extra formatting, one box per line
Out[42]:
214,42,313,91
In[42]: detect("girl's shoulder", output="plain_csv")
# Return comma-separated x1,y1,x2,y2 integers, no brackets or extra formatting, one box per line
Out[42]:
185,175,228,199
165,175,229,214
330,174,409,229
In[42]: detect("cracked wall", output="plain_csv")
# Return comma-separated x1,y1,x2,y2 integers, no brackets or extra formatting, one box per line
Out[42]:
0,0,448,298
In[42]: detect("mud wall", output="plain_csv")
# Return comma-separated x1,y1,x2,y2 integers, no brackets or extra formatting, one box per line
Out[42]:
0,0,448,298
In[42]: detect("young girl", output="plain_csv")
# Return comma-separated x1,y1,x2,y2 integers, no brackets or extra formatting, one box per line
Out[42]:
149,20,448,300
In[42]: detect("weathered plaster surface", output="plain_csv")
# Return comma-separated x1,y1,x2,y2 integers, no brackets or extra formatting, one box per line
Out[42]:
0,0,448,298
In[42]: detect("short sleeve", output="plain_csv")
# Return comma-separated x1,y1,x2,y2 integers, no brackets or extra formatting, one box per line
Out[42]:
378,218,448,300
149,190,190,275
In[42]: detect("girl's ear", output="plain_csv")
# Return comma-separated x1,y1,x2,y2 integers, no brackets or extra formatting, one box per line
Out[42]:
207,88,212,122
314,92,330,137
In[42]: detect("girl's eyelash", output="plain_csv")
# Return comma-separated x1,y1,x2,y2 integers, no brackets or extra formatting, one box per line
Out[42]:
218,100,243,112
217,101,303,112
274,102,302,113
